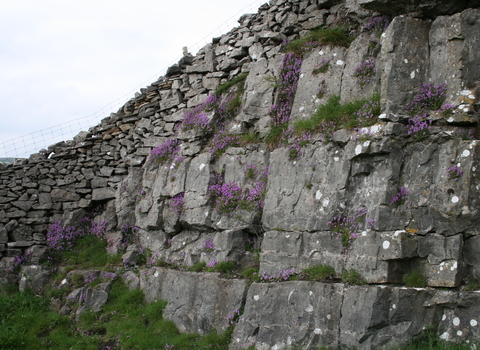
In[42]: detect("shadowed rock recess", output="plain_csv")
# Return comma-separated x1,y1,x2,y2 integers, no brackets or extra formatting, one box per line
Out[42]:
2,0,480,349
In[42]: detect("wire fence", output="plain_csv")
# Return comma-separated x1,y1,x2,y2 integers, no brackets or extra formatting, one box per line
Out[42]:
0,0,265,159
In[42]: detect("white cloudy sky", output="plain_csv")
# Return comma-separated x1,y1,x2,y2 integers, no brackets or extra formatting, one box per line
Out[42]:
0,0,265,157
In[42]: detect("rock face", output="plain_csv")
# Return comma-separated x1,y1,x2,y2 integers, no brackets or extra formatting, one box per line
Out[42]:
2,0,480,349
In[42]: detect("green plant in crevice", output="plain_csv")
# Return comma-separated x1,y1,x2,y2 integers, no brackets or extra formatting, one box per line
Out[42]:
404,270,427,287
293,93,381,143
302,264,335,281
341,269,366,285
215,72,248,96
283,27,354,56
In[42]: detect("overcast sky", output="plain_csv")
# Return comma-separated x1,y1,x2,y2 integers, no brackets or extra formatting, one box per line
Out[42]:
0,0,265,157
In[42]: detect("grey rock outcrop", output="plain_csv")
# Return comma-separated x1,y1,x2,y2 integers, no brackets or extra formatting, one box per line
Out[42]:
2,1,480,349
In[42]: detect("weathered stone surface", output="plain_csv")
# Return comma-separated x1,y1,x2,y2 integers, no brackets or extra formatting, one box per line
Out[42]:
359,0,476,18
92,187,116,201
51,188,80,202
19,265,51,294
140,268,248,334
381,17,431,116
232,281,344,350
291,46,348,121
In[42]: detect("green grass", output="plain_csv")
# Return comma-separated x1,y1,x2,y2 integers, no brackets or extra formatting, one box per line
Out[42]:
404,270,427,288
302,264,335,282
294,93,380,136
188,261,207,272
58,235,122,270
284,27,354,56
0,280,232,350
215,72,248,96
341,269,366,285
265,123,288,149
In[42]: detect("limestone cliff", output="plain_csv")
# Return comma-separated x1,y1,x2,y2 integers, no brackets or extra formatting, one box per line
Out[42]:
2,0,480,349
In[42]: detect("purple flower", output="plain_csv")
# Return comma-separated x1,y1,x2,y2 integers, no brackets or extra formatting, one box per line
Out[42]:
170,192,185,216
407,114,432,140
148,138,181,166
406,83,447,113
270,53,303,126
201,238,215,254
391,186,408,206
447,166,463,181
353,59,376,87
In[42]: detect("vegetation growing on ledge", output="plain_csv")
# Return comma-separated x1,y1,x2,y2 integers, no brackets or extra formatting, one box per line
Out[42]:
283,27,354,56
294,93,381,141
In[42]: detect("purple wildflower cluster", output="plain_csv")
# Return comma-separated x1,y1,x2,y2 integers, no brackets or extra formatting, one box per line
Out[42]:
363,16,390,34
6,252,33,281
206,259,218,268
316,80,328,99
46,215,108,252
201,238,215,254
207,164,269,213
288,132,312,161
181,91,240,135
440,103,457,117
181,110,212,134
354,98,380,125
353,128,375,141
328,208,373,254
208,180,243,213
407,114,432,140
406,83,447,113
260,268,296,282
313,58,331,75
352,59,376,87
148,138,181,166
226,309,241,327
457,128,474,140
391,186,409,206
447,166,463,181
210,129,239,158
47,221,84,251
170,192,185,216
270,53,303,126
320,120,337,144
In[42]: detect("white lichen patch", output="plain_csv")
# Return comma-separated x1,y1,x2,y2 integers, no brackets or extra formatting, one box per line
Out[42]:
383,241,390,249
404,59,408,63
336,60,344,65
471,319,478,327
199,163,206,171
355,145,362,155
457,330,463,336
410,71,415,79
461,90,472,96
442,314,447,321
322,198,330,207
254,295,260,301
154,270,159,277
451,196,459,203
462,150,470,157
305,304,314,312
440,332,450,340
453,317,460,326
334,157,339,162
316,191,322,200
314,328,323,335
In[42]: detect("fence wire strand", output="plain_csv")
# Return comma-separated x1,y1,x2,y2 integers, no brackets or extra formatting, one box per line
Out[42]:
0,0,265,158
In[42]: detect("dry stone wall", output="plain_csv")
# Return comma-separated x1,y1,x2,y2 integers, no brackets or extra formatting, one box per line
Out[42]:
2,0,480,349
